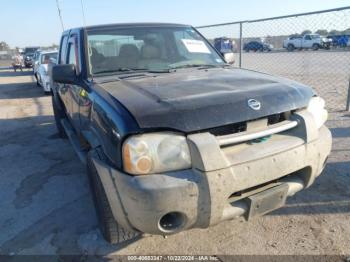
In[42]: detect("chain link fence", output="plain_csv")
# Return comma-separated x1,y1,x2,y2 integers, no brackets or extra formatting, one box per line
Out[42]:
197,6,350,112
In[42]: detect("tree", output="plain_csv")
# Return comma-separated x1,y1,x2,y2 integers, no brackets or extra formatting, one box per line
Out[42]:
301,30,312,35
0,41,9,51
315,29,328,36
329,30,341,35
342,28,350,35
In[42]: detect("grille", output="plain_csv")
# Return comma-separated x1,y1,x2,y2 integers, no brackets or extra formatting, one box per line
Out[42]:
204,112,289,137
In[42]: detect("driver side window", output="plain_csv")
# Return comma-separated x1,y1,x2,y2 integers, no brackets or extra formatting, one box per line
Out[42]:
67,43,77,65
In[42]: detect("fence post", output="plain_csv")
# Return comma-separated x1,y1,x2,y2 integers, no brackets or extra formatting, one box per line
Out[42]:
239,22,243,68
347,78,350,111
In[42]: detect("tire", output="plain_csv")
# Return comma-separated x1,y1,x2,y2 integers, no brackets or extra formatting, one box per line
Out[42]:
52,95,67,138
312,44,320,51
36,74,41,87
87,148,139,244
287,44,295,52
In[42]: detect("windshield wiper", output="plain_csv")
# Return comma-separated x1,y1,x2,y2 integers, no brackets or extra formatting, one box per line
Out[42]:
169,64,225,70
94,68,171,75
93,68,148,75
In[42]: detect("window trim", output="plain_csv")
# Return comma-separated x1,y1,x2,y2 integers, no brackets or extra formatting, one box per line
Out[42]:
67,34,80,74
58,34,69,65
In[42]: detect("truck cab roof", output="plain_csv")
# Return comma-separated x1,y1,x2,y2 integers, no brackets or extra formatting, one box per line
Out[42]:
63,23,191,35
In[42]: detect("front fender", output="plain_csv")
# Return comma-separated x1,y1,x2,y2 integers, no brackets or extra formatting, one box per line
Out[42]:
87,90,140,169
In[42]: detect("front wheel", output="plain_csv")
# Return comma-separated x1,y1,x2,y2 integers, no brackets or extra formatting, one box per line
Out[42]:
287,44,295,52
52,95,67,138
312,44,320,51
36,75,41,87
87,148,139,244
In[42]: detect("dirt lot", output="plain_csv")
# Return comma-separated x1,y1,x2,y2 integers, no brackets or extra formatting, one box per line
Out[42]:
0,67,349,258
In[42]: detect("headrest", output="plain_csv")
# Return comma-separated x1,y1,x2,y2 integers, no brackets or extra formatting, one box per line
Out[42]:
119,44,139,58
141,45,160,59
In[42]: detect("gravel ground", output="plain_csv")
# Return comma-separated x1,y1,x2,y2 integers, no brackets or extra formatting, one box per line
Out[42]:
0,68,349,259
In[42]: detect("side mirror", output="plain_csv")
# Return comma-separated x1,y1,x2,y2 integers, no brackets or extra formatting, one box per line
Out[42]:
223,52,235,65
52,64,77,84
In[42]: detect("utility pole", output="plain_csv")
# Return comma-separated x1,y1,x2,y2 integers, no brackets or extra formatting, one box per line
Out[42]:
81,0,86,26
55,0,64,31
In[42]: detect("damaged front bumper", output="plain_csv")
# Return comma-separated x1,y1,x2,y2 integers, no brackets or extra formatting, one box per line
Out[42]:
92,110,332,235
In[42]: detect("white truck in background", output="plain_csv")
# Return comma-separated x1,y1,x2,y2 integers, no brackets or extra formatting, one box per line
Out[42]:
283,34,332,51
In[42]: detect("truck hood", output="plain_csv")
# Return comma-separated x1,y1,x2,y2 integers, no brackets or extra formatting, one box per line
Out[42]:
97,68,314,133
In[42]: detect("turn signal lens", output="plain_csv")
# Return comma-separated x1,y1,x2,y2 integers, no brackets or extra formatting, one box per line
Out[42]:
307,97,328,129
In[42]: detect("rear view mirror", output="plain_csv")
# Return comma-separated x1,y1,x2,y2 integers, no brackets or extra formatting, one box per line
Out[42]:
223,52,235,65
52,64,77,84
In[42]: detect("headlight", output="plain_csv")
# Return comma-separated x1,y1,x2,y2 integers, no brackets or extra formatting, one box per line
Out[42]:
306,97,328,129
122,133,191,175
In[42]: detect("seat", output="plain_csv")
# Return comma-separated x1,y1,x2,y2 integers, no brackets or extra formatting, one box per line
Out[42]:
90,48,105,64
117,44,140,69
90,47,105,72
138,44,166,70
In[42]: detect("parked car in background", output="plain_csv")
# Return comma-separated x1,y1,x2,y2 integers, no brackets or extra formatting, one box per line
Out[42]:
23,46,40,68
214,37,236,64
214,37,236,53
283,34,332,51
51,23,331,244
327,35,349,48
32,49,42,74
36,51,58,94
24,53,34,68
243,41,273,52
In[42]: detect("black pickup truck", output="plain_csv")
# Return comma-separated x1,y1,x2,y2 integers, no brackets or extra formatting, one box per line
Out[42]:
52,23,332,244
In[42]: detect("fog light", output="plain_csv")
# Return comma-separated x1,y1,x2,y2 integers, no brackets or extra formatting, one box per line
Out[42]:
159,212,185,233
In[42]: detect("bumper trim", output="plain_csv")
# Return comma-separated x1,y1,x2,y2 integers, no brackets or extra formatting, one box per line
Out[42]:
217,120,298,146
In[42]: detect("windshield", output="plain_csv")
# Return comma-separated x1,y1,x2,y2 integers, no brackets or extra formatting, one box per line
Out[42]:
25,48,39,54
86,26,225,75
310,35,320,39
41,52,58,64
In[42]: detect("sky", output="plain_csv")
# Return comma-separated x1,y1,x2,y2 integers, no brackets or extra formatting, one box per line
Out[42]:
1,0,350,47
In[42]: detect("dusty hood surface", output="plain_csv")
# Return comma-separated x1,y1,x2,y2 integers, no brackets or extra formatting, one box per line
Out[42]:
97,68,314,133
